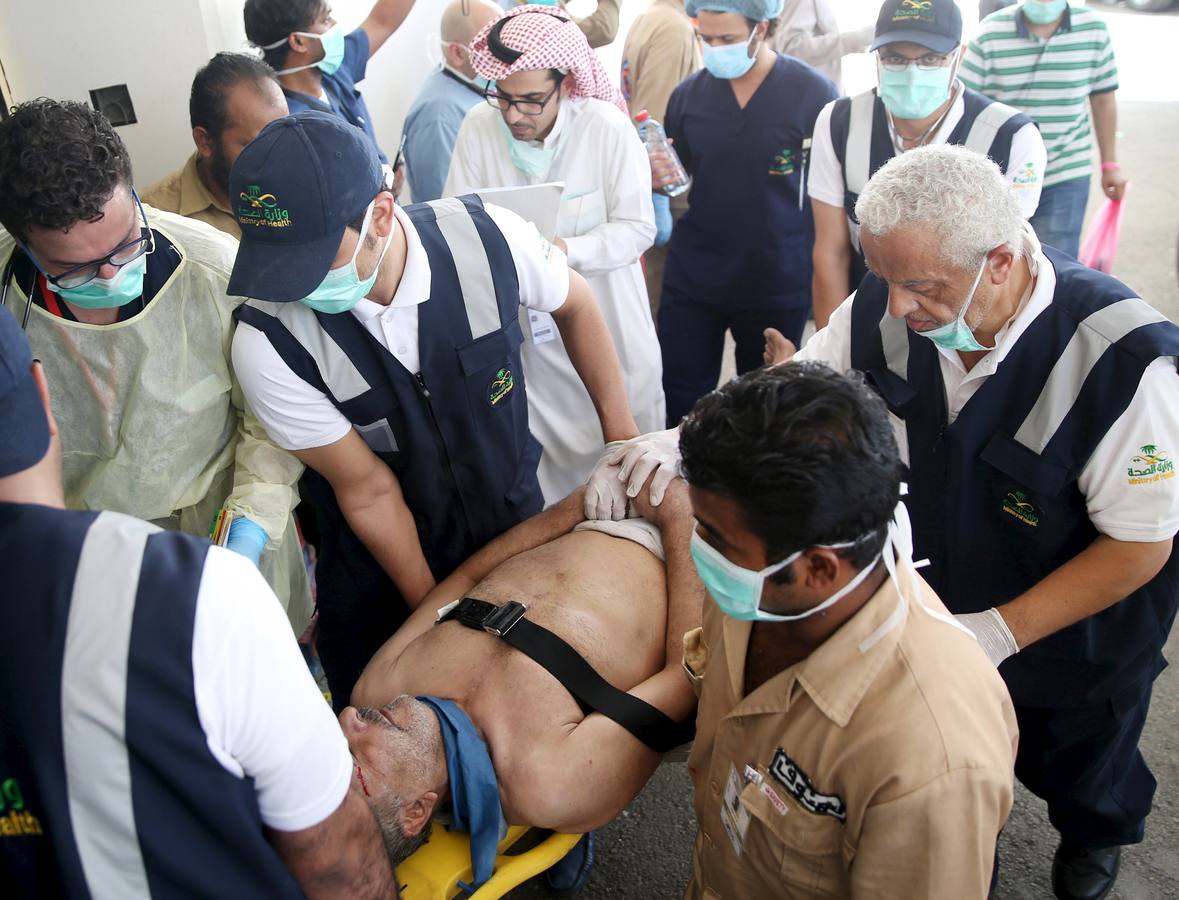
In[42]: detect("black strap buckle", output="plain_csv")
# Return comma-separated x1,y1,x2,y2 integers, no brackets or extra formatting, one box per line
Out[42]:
439,597,528,638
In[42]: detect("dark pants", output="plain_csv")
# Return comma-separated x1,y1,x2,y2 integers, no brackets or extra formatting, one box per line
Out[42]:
300,470,412,712
1030,176,1091,260
1013,678,1157,849
658,288,810,425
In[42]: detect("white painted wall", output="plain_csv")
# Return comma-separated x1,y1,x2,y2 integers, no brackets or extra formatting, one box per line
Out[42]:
0,0,446,186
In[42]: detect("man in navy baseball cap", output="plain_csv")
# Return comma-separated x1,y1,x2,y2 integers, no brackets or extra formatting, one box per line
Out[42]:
869,0,963,54
228,110,384,302
0,308,52,479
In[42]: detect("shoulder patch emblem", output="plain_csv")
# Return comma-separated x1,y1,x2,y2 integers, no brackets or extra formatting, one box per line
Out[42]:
1128,445,1175,485
769,748,847,822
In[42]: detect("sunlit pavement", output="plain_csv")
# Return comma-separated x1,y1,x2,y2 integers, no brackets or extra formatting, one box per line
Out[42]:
509,4,1179,897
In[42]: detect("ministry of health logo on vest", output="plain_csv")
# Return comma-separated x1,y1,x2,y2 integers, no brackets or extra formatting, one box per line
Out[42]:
1127,445,1175,485
893,0,935,23
237,184,292,229
488,367,515,407
1002,489,1039,527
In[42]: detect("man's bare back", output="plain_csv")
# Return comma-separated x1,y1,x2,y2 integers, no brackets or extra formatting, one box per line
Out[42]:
350,485,702,833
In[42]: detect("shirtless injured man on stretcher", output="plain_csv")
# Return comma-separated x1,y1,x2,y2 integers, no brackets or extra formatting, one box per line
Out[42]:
344,479,703,867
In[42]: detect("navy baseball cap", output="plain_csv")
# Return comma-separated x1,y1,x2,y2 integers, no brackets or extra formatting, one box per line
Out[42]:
227,111,384,302
0,307,50,477
870,0,963,55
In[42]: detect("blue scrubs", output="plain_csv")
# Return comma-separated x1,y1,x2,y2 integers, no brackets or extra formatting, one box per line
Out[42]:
403,68,485,203
283,28,388,163
660,54,837,423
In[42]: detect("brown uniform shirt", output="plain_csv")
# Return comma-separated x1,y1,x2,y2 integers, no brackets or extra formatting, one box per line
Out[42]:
621,0,701,125
683,561,1018,899
142,153,240,240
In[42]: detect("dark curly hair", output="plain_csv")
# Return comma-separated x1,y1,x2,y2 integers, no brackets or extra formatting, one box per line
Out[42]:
0,99,133,243
244,0,326,69
680,362,904,577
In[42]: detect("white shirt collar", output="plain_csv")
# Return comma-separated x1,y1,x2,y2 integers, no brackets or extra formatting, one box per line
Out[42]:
351,204,432,321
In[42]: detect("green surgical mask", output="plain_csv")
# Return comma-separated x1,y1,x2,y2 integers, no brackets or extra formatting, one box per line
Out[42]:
301,204,392,315
496,115,557,180
1022,0,1068,26
877,60,954,120
915,255,990,353
48,253,148,310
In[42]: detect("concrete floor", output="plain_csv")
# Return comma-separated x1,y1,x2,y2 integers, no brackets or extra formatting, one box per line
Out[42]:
510,4,1179,897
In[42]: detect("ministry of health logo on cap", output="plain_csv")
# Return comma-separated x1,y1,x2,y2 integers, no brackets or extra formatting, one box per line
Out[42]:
893,0,935,24
237,184,292,229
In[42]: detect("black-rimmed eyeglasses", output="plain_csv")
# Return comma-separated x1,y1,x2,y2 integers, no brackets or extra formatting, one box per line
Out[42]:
27,190,155,290
484,75,565,117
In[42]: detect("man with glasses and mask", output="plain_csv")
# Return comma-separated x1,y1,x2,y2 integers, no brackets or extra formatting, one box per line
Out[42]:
230,110,639,711
680,362,1017,899
402,0,503,203
245,0,417,163
799,0,1045,339
651,0,837,428
0,99,312,635
446,3,664,503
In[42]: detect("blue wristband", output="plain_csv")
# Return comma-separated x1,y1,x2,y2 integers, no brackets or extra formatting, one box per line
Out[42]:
225,517,267,567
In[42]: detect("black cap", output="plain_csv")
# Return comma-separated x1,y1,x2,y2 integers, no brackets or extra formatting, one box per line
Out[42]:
870,0,963,55
227,111,383,302
0,307,50,477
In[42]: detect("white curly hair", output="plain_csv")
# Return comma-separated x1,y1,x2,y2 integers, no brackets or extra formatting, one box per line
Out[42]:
854,144,1026,271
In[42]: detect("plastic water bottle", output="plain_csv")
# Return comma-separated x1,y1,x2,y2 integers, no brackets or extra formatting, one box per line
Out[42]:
635,110,690,198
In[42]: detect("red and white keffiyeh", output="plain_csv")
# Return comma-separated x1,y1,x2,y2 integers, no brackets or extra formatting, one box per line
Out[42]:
470,4,628,115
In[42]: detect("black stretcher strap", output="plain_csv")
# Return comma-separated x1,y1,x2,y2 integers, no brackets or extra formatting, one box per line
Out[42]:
442,599,694,754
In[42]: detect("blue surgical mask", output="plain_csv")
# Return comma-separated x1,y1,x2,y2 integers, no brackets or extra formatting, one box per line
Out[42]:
701,30,758,80
689,530,877,623
47,253,147,310
1022,0,1068,25
301,203,392,315
877,59,955,120
271,24,346,76
916,254,990,353
496,115,557,180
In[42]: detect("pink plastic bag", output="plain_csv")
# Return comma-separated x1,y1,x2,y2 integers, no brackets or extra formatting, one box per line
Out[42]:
1078,189,1128,274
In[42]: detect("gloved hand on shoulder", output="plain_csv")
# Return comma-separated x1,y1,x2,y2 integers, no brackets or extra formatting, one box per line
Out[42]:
225,517,268,568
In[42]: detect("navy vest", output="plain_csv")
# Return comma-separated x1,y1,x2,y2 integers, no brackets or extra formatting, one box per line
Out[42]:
0,504,302,898
848,250,1179,706
829,87,1034,245
234,195,543,580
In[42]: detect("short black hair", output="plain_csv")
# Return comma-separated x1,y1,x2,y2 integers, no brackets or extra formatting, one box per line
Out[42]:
680,362,903,575
745,16,779,38
244,0,326,69
190,52,279,139
0,99,133,243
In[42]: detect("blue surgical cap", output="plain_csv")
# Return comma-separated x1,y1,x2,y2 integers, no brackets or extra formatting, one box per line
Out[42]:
685,0,785,20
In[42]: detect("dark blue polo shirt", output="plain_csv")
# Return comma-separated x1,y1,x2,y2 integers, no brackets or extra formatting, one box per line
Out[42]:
664,54,837,309
284,27,388,163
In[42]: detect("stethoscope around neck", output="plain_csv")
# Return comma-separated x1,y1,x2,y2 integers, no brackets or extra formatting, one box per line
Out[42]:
0,250,35,331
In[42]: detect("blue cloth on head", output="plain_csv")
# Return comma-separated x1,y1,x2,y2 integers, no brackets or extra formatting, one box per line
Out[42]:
418,696,503,892
685,0,785,20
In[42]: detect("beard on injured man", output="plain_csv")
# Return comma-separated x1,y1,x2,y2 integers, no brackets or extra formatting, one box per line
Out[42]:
342,480,703,866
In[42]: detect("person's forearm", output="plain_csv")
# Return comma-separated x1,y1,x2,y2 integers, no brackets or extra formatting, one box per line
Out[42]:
997,534,1172,649
553,275,640,443
812,249,851,331
363,0,416,53
338,473,436,607
657,511,705,667
224,404,304,542
1090,91,1118,165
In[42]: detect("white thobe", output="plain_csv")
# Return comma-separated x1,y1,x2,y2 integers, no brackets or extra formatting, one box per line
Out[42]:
446,97,665,503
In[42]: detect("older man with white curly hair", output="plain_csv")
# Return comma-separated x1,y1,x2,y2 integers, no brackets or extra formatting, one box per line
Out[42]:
594,144,1179,900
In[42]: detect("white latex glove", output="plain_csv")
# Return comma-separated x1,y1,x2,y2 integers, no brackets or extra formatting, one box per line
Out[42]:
583,440,633,521
612,427,682,507
955,608,1020,667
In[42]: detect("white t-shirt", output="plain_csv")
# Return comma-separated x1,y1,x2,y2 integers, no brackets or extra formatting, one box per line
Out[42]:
795,249,1179,543
192,546,350,832
233,202,570,452
807,83,1046,230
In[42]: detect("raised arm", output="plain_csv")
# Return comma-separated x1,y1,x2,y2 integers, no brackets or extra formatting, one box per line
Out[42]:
361,0,417,56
